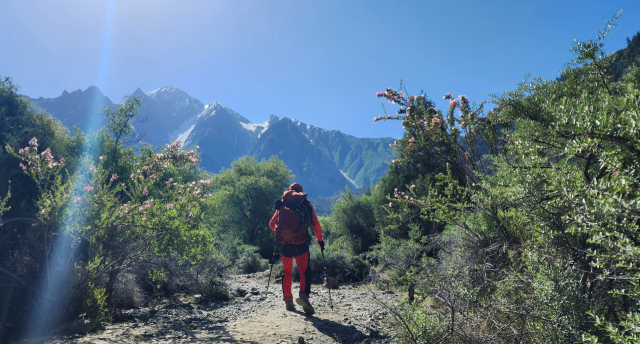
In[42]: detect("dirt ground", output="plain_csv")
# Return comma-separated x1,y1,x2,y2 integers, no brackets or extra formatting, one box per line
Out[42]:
38,272,399,344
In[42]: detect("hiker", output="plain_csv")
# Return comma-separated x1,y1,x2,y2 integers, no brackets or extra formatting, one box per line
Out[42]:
269,182,324,315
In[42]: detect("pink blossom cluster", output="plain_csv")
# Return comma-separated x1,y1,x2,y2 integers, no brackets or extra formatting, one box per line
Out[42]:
84,185,94,192
376,88,404,104
14,138,64,171
458,95,469,104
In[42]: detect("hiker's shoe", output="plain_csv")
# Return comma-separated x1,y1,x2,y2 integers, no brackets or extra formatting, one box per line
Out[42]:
285,300,295,311
296,293,315,315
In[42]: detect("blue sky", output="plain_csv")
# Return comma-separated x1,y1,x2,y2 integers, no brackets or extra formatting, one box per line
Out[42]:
1,0,639,140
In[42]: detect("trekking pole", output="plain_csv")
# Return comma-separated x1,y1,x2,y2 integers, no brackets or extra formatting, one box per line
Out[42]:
265,244,277,298
320,246,334,310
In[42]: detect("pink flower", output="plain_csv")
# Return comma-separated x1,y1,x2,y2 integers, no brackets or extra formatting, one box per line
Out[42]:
99,156,105,160
74,196,82,203
472,183,475,187
84,185,94,192
143,189,149,196
196,145,199,149
110,174,117,181
24,147,29,152
18,149,24,154
409,143,412,147
388,202,392,207
60,158,65,163
450,99,459,107
411,184,416,188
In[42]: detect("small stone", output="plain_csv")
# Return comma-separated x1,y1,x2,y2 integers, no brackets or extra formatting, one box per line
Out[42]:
298,336,305,344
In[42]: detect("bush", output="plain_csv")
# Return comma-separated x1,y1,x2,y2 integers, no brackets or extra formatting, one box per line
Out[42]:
109,273,145,310
197,280,230,303
83,282,107,321
236,245,270,274
332,188,379,254
292,244,370,284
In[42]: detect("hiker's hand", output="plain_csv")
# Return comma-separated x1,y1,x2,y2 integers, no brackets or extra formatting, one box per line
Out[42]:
318,240,325,250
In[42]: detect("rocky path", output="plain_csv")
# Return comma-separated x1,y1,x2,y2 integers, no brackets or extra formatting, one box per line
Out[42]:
45,272,399,344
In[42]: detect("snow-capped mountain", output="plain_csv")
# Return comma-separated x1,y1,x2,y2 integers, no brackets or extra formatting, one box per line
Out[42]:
130,87,205,146
26,85,395,197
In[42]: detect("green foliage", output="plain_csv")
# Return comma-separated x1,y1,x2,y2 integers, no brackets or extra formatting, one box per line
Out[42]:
235,245,270,274
332,187,379,254
292,243,369,284
196,280,230,303
83,282,107,321
205,156,292,257
371,14,640,343
103,94,143,145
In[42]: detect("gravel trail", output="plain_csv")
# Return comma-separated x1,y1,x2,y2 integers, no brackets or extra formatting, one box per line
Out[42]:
43,272,399,344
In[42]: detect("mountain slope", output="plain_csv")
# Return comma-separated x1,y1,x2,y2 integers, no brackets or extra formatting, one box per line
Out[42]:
611,31,640,82
27,86,113,133
131,86,205,146
182,103,273,173
249,118,355,198
294,122,395,188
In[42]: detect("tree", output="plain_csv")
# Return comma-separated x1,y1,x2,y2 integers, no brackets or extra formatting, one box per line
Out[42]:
206,156,292,257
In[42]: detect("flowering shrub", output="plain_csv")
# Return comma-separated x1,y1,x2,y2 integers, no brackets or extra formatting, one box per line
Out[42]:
371,14,640,343
5,134,214,327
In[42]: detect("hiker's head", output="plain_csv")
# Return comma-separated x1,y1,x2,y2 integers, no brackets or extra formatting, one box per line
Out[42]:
288,183,303,193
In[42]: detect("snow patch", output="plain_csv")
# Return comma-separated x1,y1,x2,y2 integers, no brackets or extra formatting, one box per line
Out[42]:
240,122,260,132
177,124,195,144
340,169,358,188
239,118,272,137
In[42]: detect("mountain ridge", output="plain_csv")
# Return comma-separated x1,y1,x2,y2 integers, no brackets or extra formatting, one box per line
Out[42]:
25,85,394,197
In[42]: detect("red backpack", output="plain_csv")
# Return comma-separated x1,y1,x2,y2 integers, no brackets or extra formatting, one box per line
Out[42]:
273,190,313,245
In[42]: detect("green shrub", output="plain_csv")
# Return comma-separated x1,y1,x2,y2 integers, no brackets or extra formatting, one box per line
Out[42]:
83,282,107,321
197,280,230,303
236,246,270,274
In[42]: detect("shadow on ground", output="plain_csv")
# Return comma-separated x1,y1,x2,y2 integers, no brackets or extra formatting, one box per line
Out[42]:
302,313,370,342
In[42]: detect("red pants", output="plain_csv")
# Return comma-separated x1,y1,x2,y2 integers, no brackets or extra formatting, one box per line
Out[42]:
281,246,312,301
